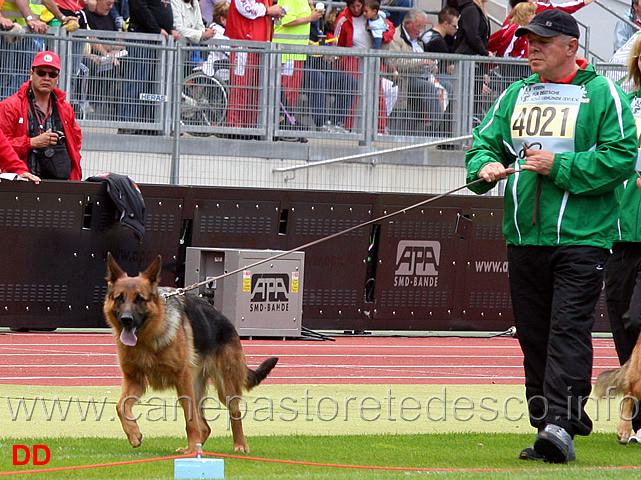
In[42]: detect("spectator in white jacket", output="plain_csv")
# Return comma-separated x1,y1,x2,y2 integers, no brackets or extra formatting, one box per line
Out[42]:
170,0,215,43
614,0,641,52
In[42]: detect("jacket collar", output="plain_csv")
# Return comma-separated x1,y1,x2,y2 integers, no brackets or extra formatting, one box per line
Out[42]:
523,61,596,86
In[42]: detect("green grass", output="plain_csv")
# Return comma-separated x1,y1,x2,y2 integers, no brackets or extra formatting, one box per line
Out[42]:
1,433,640,479
1,383,637,478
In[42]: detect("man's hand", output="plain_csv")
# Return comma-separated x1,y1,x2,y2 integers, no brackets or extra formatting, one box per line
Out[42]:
310,8,324,21
27,18,48,33
636,176,641,191
0,17,14,29
520,148,555,175
19,172,41,184
30,129,61,149
62,16,80,32
479,161,514,182
201,27,215,40
267,5,284,17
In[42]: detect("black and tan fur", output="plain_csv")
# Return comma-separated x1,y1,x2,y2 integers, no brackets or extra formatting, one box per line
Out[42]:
594,334,641,444
103,253,278,454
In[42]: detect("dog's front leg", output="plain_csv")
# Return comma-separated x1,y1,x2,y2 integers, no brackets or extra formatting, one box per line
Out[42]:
175,370,202,454
117,377,144,448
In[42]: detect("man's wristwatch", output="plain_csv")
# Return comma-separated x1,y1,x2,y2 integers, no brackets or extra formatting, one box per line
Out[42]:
25,15,34,21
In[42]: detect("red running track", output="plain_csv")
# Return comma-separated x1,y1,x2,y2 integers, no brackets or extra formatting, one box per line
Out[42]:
0,332,621,387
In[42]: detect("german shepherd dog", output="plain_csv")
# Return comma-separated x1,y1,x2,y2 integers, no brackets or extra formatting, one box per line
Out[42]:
103,253,278,454
594,336,641,444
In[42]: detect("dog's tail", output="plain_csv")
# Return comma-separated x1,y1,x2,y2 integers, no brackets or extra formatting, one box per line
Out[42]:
594,362,630,398
246,357,278,390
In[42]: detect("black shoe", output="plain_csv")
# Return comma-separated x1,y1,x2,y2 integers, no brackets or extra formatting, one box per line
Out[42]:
534,424,576,463
519,446,544,461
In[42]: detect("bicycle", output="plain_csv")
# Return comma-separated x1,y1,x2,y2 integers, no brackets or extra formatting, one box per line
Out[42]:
180,66,229,135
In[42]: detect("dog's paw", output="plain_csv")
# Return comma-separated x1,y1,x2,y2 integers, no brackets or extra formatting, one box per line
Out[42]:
618,422,633,444
176,445,198,454
618,432,631,444
233,443,250,453
128,433,143,448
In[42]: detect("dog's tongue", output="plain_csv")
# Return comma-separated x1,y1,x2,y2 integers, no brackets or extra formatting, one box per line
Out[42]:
120,328,138,346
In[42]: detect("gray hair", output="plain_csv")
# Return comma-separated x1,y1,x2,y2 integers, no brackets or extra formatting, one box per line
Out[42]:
403,9,428,25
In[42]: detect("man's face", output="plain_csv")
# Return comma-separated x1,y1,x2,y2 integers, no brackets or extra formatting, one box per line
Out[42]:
404,17,427,40
348,0,363,17
30,66,59,95
527,33,575,79
96,0,115,16
634,1,641,19
445,15,458,36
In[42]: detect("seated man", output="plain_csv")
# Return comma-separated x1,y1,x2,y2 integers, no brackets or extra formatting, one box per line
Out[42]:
421,6,458,53
383,9,446,135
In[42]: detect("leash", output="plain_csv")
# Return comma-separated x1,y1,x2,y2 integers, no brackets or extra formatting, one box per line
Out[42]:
163,177,492,299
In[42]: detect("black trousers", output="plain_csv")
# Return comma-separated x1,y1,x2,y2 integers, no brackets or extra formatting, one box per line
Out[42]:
604,242,641,432
508,245,608,437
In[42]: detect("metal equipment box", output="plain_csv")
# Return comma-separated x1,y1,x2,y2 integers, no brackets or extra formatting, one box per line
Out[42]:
184,247,304,337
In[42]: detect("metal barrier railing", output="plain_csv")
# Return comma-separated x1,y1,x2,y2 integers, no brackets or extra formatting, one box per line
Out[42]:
0,28,633,188
0,28,534,141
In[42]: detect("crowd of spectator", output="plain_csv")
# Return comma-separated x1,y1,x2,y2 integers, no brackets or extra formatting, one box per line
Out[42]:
0,0,616,141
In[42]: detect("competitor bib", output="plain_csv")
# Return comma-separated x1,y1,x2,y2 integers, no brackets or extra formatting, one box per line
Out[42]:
630,96,641,171
510,83,584,156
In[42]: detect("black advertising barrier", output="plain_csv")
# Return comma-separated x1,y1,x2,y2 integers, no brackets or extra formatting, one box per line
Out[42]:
0,180,610,332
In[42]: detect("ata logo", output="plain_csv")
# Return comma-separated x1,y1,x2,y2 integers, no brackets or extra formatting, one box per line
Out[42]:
395,240,440,276
250,274,290,302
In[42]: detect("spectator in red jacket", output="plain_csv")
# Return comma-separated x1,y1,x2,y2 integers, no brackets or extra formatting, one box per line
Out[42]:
0,51,82,180
334,0,394,132
225,0,284,130
503,0,595,26
0,130,40,182
489,1,536,58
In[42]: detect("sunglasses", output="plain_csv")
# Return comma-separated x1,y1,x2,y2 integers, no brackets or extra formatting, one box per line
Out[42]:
33,69,59,79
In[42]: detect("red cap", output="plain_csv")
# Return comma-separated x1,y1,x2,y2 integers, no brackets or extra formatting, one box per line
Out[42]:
32,51,61,70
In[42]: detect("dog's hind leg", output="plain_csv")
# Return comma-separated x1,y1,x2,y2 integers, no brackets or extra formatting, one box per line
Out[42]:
619,394,636,444
216,343,251,453
117,377,145,448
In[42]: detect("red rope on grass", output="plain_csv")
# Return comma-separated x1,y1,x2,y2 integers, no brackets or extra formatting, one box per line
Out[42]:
199,451,641,472
0,453,194,476
2,450,641,476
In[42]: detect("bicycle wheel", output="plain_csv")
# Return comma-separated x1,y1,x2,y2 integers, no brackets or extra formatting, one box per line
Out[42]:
181,72,228,135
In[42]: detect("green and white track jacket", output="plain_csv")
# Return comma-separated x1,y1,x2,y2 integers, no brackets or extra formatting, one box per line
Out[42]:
466,63,637,249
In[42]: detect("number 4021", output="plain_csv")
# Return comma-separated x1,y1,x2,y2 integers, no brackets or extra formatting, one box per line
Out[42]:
512,106,571,137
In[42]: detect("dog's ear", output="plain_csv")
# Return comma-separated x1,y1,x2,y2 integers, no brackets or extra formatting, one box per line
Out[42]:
143,255,162,286
106,252,126,285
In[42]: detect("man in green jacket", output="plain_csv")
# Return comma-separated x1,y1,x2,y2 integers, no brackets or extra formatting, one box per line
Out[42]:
465,9,637,463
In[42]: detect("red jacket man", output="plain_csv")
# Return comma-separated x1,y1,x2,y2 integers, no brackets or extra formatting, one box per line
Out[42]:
0,52,82,181
226,0,276,41
225,0,283,129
